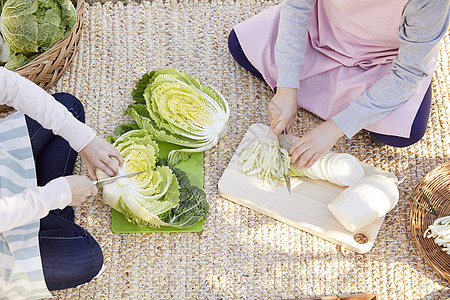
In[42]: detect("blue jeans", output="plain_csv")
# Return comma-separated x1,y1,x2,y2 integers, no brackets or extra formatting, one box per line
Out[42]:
228,29,432,147
26,93,103,291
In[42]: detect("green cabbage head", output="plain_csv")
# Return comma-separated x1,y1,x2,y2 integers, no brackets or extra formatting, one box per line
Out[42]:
0,0,77,69
96,129,181,228
97,129,209,229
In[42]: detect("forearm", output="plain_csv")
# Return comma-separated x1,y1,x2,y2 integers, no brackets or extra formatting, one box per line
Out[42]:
332,68,432,138
275,0,316,88
0,67,96,152
0,178,72,232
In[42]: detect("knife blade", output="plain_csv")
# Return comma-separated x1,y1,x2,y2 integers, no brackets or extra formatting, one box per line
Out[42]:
92,170,146,187
277,130,291,194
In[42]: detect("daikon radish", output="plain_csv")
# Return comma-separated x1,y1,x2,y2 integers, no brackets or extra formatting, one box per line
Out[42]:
291,152,364,186
331,154,365,186
325,154,345,186
309,155,327,180
320,152,335,181
328,175,399,232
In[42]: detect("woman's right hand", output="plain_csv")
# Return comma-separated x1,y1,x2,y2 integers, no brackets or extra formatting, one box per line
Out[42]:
268,87,298,134
79,136,124,181
65,175,98,206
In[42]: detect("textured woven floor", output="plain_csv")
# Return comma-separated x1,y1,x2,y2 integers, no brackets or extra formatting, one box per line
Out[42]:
43,1,449,299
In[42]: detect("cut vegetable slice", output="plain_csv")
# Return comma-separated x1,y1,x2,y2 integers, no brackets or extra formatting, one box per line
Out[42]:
328,175,399,231
308,155,326,180
302,164,321,180
331,154,365,186
325,154,343,185
320,152,334,182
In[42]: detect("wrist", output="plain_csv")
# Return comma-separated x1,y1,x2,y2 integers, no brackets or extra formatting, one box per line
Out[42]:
326,119,345,138
276,86,298,95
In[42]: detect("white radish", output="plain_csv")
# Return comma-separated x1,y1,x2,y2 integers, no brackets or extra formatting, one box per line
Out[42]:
325,154,345,185
330,154,365,186
291,152,364,187
309,155,327,180
320,152,335,181
302,162,321,180
327,175,399,232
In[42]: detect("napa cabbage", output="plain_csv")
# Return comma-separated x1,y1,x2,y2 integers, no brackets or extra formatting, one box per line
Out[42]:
126,69,230,165
97,129,209,229
0,0,77,70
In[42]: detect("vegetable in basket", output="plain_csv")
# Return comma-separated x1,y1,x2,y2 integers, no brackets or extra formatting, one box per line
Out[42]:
424,216,450,254
126,68,230,165
96,128,209,229
0,0,77,70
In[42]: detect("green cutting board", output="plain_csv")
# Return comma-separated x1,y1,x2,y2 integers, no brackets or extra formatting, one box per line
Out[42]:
111,142,204,233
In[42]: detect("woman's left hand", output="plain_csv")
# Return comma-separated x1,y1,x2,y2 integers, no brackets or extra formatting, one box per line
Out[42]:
289,120,345,169
79,136,124,180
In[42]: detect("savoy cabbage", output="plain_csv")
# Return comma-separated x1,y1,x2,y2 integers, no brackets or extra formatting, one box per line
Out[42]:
0,0,77,69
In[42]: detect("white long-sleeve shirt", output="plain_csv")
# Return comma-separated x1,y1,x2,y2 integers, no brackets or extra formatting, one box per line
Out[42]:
0,67,96,232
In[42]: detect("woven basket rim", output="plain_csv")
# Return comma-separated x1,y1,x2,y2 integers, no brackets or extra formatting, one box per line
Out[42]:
409,160,450,281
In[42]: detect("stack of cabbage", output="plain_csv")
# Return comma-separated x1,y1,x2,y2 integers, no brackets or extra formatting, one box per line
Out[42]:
126,68,230,165
0,0,77,69
97,129,209,229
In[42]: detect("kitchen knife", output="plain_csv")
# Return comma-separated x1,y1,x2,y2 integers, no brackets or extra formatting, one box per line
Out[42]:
92,170,146,187
277,130,291,194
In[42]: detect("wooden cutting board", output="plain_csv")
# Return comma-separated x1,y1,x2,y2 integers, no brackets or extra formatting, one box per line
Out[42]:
218,123,398,254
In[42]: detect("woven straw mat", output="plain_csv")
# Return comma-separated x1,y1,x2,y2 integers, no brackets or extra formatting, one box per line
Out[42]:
41,1,450,299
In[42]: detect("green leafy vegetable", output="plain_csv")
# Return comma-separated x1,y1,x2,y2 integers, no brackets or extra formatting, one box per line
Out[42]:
0,0,77,69
157,159,208,228
126,68,230,165
97,129,208,229
159,185,209,229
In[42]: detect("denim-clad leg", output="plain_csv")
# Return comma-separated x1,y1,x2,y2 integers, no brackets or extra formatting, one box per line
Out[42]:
39,213,103,291
26,92,103,291
228,29,265,81
26,92,84,187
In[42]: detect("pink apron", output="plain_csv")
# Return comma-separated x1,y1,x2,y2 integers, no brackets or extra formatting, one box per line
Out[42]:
234,0,437,137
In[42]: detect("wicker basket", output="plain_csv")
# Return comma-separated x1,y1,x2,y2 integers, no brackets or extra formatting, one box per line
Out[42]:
409,161,450,281
0,0,84,113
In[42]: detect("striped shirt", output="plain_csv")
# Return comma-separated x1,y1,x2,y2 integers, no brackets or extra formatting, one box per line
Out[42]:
0,112,52,299
0,67,96,299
